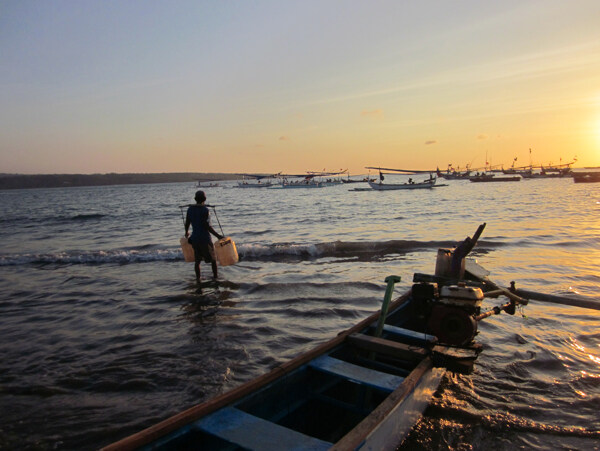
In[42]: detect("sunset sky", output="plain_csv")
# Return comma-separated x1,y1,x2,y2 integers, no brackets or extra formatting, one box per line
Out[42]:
1,1,599,175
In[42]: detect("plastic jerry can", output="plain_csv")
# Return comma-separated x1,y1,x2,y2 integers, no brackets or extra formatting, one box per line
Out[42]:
214,237,239,266
180,237,195,262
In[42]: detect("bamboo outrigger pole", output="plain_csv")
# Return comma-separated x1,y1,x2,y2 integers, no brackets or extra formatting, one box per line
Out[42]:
509,283,600,311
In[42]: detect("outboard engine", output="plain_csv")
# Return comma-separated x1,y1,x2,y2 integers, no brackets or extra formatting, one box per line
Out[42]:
412,223,488,346
427,283,483,346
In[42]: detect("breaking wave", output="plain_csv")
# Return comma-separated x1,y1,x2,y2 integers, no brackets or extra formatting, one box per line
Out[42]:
0,248,182,266
240,239,454,261
0,239,501,266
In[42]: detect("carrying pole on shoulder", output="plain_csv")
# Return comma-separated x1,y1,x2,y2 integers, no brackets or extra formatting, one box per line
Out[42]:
210,206,225,236
179,206,186,228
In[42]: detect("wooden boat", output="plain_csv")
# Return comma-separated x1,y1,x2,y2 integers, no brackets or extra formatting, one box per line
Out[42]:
573,172,600,183
321,179,345,187
503,154,576,179
368,175,436,190
436,167,471,179
237,181,273,188
280,180,324,188
236,174,281,188
341,177,376,184
107,222,600,450
104,226,505,451
236,175,277,188
520,167,573,179
469,174,520,182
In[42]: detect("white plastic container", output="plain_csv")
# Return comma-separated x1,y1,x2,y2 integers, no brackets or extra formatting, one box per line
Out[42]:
214,237,239,266
180,236,195,262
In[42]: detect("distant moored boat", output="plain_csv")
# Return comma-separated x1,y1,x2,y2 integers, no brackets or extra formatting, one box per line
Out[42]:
573,172,600,183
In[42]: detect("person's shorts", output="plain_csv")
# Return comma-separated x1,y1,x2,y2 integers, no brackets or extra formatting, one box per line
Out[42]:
190,240,216,263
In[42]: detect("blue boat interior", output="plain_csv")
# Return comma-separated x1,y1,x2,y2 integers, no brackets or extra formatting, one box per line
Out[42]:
142,297,440,450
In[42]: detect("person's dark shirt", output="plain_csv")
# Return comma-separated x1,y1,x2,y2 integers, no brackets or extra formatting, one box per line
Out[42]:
186,205,212,244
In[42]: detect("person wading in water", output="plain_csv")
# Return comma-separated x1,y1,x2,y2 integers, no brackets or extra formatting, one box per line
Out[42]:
184,191,223,282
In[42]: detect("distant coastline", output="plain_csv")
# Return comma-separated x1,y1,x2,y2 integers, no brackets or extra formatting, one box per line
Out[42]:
0,172,241,190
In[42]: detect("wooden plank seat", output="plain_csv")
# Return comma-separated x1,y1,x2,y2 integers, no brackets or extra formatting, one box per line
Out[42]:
308,355,404,392
194,406,332,451
347,333,428,363
371,324,437,345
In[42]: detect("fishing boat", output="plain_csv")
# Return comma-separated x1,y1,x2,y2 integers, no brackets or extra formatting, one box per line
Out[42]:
469,173,521,182
518,167,572,179
573,172,600,183
368,175,436,190
280,176,324,188
105,225,526,451
236,174,277,188
306,170,348,187
237,180,274,188
503,153,576,179
436,165,472,180
341,175,376,184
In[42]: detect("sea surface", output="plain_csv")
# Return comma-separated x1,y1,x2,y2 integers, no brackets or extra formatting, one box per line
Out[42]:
0,176,598,450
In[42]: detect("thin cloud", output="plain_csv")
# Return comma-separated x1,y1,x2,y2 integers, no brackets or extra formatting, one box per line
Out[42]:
477,134,489,140
360,109,384,119
279,136,289,141
425,140,437,145
299,40,600,109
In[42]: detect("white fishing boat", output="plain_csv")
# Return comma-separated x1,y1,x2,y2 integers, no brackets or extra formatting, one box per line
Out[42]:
237,180,273,188
279,174,324,188
320,178,344,187
368,175,436,190
281,179,324,188
236,174,278,188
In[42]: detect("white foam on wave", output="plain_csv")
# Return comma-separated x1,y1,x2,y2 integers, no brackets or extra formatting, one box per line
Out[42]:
0,240,429,266
0,249,183,266
0,242,327,266
237,243,321,258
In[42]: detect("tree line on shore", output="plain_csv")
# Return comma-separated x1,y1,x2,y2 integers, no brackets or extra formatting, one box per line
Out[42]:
0,173,241,190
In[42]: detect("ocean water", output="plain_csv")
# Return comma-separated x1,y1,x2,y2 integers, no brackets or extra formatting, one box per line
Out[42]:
0,176,598,450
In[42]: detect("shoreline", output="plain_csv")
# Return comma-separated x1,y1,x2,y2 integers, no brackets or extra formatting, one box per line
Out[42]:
2,167,594,190
0,172,242,190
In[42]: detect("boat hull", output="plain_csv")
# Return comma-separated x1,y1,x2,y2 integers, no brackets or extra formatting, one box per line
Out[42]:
103,290,468,451
103,244,488,451
368,181,435,190
469,176,520,182
280,183,324,188
337,359,445,450
573,172,600,183
237,183,273,188
438,172,471,180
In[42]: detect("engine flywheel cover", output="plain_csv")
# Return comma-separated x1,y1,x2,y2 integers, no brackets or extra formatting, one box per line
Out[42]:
428,304,478,346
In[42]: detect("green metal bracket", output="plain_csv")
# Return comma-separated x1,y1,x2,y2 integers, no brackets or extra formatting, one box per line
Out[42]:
374,275,401,338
